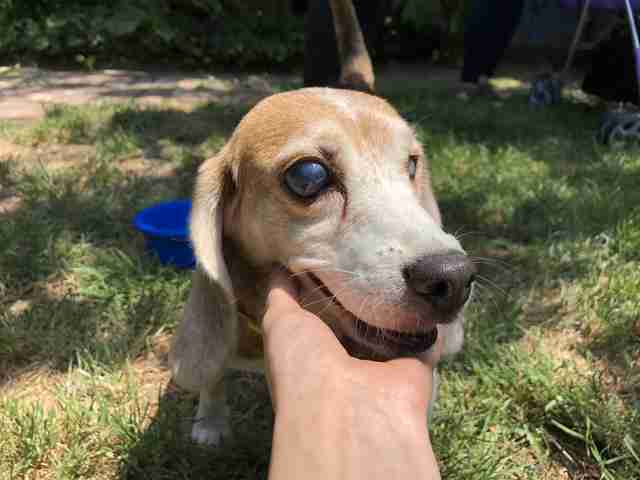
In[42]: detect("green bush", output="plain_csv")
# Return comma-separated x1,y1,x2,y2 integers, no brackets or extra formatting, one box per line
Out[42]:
0,0,470,69
398,0,472,62
0,0,304,68
401,0,471,36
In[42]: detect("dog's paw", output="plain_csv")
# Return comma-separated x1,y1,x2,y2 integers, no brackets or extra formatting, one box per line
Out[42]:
191,418,231,446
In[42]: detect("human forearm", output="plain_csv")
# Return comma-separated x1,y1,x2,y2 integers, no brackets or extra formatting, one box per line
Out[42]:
268,397,440,480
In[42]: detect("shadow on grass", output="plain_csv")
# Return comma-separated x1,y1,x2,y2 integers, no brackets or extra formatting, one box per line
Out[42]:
14,98,251,162
102,100,250,159
0,253,188,389
119,371,273,480
0,66,297,119
0,130,200,389
0,93,269,394
420,88,636,244
0,96,259,284
0,92,267,399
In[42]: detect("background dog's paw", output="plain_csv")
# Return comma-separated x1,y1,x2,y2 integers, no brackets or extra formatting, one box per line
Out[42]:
191,418,231,446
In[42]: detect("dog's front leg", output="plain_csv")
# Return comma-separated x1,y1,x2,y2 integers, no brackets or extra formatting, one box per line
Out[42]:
170,269,238,446
192,381,231,446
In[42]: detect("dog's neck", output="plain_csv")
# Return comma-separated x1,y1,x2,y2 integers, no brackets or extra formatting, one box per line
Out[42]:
221,240,270,358
223,240,270,323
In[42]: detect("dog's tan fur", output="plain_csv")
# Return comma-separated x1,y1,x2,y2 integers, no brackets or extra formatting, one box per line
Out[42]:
329,0,375,93
170,87,469,445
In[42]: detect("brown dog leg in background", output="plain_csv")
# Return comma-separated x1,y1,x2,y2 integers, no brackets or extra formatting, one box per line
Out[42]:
304,0,388,93
329,0,375,93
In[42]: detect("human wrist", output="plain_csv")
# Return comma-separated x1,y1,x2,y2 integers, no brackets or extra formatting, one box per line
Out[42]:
270,390,435,480
269,395,349,479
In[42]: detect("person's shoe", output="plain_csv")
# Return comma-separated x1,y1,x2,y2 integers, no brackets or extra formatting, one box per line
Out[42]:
456,81,480,101
457,77,509,100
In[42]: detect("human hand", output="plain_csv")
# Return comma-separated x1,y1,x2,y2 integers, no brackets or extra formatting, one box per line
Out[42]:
263,268,441,480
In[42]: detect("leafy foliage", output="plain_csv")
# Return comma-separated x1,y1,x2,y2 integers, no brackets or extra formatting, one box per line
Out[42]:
0,0,304,68
398,0,472,62
401,0,471,36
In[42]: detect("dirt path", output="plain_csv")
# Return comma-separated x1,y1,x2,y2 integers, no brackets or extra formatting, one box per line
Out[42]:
0,62,547,121
0,66,297,120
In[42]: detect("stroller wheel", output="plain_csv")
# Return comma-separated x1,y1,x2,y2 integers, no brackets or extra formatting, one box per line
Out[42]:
598,111,640,147
529,74,563,106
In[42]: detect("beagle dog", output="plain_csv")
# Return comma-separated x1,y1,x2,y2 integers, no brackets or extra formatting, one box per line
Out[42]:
169,87,476,445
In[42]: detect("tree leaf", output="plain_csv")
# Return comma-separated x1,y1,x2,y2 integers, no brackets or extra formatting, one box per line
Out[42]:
104,6,145,37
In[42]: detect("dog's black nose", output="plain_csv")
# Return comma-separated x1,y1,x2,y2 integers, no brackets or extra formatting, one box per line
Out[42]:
403,251,476,316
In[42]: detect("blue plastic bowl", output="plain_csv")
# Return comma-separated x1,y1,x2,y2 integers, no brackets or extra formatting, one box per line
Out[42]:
133,200,196,269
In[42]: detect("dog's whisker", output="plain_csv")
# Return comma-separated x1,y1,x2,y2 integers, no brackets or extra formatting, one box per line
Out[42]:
354,293,375,338
451,228,485,242
356,294,371,324
474,281,504,308
470,282,504,316
471,254,511,264
299,279,360,311
360,310,383,343
470,261,513,275
301,294,343,309
314,290,351,318
475,273,508,297
469,255,514,272
299,275,363,305
368,296,390,340
288,267,361,279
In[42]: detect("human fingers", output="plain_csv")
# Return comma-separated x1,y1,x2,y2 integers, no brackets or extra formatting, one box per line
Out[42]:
263,266,342,357
420,330,445,368
263,267,302,330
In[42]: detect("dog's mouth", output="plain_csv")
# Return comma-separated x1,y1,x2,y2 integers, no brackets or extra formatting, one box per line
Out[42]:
305,272,438,359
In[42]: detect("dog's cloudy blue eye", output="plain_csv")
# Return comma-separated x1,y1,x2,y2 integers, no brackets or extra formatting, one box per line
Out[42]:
284,160,331,199
408,155,418,180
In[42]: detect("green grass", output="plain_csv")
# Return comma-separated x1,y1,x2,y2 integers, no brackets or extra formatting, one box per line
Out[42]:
1,83,639,479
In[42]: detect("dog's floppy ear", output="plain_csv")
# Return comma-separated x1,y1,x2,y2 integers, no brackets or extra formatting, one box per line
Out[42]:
190,143,235,298
170,144,238,392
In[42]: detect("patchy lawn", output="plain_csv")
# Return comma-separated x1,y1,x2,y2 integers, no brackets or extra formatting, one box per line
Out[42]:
0,78,638,479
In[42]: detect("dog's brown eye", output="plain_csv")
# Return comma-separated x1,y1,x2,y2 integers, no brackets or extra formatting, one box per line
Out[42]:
408,155,418,180
284,160,332,199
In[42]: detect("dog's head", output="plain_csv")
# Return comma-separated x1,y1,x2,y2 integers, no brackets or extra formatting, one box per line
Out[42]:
190,88,475,360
